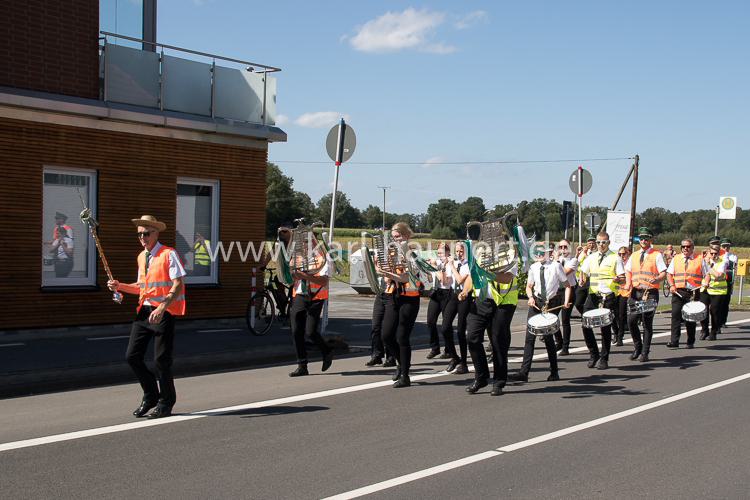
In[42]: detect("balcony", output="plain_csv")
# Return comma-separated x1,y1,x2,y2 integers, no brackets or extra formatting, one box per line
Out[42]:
100,32,280,127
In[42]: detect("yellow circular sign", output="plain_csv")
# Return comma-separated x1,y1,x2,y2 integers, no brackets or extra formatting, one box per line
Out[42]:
722,197,735,210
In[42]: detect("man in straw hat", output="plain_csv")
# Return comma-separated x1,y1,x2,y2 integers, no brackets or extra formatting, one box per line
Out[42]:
107,215,186,419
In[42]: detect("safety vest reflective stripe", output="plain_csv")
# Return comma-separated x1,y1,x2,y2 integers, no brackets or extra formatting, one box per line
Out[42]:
707,257,728,295
194,240,211,266
490,279,518,306
137,245,186,316
672,256,704,289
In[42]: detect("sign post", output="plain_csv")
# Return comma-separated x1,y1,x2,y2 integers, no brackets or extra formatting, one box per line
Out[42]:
569,166,592,247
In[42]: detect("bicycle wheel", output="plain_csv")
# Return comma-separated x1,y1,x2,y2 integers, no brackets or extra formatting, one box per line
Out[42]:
246,291,276,336
662,280,671,298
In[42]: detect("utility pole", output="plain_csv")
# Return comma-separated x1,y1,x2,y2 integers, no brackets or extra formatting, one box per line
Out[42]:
628,154,639,251
377,186,390,230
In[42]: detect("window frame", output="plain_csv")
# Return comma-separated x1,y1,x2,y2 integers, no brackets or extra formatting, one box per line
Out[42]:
176,177,221,285
41,166,98,289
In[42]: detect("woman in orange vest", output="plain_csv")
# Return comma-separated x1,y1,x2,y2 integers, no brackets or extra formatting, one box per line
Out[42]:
624,227,666,362
107,215,186,419
378,222,422,388
288,233,334,377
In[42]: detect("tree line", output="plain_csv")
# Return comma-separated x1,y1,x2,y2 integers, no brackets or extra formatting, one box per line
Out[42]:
266,163,750,245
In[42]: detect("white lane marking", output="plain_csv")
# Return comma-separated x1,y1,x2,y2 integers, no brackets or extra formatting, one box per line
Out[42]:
86,336,130,341
2,318,748,454
323,371,750,500
0,343,25,347
196,329,244,333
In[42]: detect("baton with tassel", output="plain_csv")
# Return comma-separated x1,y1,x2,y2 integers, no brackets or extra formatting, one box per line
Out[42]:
77,189,123,304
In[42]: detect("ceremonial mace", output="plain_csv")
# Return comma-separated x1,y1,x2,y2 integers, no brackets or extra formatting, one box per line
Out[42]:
78,190,123,304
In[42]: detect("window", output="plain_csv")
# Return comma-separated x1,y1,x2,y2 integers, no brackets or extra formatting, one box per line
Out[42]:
177,179,220,284
42,168,97,287
100,0,144,47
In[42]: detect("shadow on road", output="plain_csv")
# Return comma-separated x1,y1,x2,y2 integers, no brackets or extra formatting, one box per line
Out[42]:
214,405,330,418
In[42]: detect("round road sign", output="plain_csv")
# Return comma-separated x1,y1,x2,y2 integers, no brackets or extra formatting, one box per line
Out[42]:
326,123,357,163
569,168,593,196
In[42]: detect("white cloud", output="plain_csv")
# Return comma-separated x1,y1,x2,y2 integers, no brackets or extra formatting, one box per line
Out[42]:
421,156,444,169
348,8,456,54
454,10,488,30
294,112,350,128
275,114,289,126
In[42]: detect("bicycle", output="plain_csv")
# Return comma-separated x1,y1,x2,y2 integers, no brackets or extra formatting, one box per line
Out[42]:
245,267,291,335
662,279,671,298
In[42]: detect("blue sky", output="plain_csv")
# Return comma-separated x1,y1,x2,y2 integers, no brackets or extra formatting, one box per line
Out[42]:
153,0,748,215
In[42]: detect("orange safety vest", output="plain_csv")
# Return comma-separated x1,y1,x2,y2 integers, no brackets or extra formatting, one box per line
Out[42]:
671,255,704,289
386,279,422,297
630,249,662,290
137,245,186,316
53,224,73,240
291,261,330,301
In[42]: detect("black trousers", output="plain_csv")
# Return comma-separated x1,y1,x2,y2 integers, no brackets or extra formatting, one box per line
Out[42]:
427,288,456,354
582,293,616,361
126,306,176,406
54,258,74,278
670,289,699,345
722,277,733,325
628,289,659,354
370,292,388,358
574,284,589,316
382,294,420,375
615,295,628,339
447,294,471,364
553,287,575,349
520,296,560,376
700,292,725,335
290,295,330,362
467,298,515,384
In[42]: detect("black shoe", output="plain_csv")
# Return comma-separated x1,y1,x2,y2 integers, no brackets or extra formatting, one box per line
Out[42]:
508,372,528,383
392,375,411,388
639,353,649,362
133,399,158,418
439,351,451,359
383,357,397,367
289,364,309,377
365,356,382,367
708,334,717,341
446,359,459,373
699,331,709,341
629,349,642,361
547,372,560,382
686,344,694,349
616,337,624,347
146,404,172,419
392,366,402,381
597,358,609,370
555,342,563,352
490,382,504,396
666,342,679,349
559,347,570,356
587,356,600,369
426,349,440,359
321,351,333,372
453,363,469,375
466,378,489,394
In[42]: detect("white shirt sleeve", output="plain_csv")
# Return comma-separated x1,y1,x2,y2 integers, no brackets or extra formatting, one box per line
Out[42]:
580,258,591,275
527,263,537,286
168,250,187,279
666,259,675,275
655,252,667,272
624,257,632,273
615,258,625,275
555,262,567,282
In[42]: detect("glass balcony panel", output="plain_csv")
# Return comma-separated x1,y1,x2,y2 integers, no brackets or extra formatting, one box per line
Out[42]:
264,75,278,126
162,55,212,117
105,44,159,108
213,66,264,123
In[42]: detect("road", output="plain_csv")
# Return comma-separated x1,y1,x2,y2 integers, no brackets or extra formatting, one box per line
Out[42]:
2,310,750,499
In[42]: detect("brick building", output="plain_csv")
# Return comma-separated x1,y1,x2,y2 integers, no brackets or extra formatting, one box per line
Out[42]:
0,0,285,329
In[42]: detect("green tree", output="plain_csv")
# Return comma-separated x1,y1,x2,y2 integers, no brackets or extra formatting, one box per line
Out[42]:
266,162,312,236
361,204,384,229
457,196,486,229
426,199,460,237
316,192,364,228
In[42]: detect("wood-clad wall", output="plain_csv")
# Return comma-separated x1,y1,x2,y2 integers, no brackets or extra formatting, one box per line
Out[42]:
0,116,267,329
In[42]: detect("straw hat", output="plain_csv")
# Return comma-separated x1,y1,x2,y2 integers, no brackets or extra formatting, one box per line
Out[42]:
131,215,166,232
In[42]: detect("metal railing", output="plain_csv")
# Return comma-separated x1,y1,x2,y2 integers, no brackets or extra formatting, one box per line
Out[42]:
100,31,281,125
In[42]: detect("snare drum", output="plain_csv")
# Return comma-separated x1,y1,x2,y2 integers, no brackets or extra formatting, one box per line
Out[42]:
582,308,614,329
527,313,560,337
627,299,657,316
681,301,707,323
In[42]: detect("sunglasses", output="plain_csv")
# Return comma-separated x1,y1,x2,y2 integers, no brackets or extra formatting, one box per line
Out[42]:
618,252,627,256
137,231,151,238
559,245,568,249
596,240,609,245
710,252,719,256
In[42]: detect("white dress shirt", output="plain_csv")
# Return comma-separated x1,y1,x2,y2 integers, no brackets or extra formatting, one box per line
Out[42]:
528,260,568,302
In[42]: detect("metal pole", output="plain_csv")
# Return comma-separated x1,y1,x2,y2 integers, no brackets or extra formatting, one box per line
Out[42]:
714,206,720,235
628,154,639,252
597,163,635,233
250,267,257,329
739,276,744,305
578,165,583,247
328,119,346,245
377,186,390,230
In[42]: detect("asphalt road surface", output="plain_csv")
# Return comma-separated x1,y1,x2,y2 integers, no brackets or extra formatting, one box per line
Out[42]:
2,311,750,499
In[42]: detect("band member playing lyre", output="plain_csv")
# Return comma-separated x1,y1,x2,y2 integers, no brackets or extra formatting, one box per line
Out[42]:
379,222,421,388
624,227,666,362
107,215,185,419
509,245,571,384
579,232,625,370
